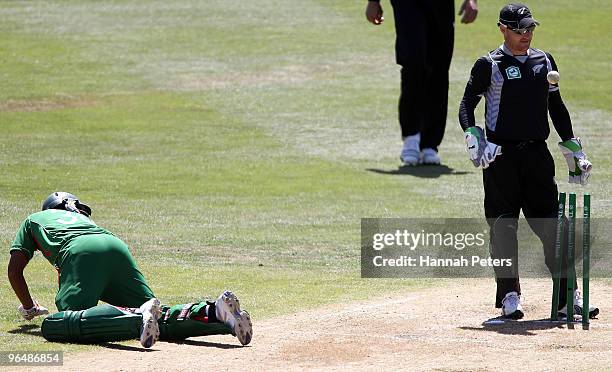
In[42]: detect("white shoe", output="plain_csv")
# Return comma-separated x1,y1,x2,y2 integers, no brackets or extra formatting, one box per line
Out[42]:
558,290,599,319
400,133,420,166
139,298,161,348
215,290,253,346
420,148,440,165
501,291,524,319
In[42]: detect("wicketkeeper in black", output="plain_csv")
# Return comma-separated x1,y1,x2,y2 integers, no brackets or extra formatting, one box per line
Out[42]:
458,3,598,319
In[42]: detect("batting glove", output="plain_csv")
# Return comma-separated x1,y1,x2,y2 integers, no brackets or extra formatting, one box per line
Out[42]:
464,126,502,169
558,138,592,186
18,300,49,321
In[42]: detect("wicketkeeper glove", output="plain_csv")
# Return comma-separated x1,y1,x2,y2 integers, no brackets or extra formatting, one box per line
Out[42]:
464,126,502,169
558,138,592,186
18,300,49,321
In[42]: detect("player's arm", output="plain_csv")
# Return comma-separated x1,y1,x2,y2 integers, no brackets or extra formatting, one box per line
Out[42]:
547,53,592,186
8,251,34,309
546,53,574,141
8,219,49,320
8,251,49,320
459,58,501,168
459,57,491,130
549,91,573,140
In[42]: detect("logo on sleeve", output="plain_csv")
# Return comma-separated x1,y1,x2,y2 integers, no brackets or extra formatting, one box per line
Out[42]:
532,64,544,75
505,66,522,80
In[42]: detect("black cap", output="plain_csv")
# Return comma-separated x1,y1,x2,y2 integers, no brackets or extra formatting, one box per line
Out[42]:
499,3,539,29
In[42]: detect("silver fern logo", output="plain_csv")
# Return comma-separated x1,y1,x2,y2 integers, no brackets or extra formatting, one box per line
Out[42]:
532,64,544,75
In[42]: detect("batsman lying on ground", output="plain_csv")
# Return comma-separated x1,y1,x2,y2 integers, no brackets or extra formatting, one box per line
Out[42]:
7,192,253,348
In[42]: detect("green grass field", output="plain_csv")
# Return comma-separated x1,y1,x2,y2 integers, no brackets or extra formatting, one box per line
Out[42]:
0,0,610,352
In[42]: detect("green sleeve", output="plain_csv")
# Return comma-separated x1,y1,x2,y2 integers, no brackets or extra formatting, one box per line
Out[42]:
10,218,36,260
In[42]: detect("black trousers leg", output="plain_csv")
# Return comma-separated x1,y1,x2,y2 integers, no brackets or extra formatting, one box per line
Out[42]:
521,143,575,309
392,0,427,138
391,0,454,147
483,148,522,308
420,0,454,151
486,142,573,308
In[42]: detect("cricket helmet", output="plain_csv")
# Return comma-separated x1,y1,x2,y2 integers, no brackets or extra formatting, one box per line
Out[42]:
42,192,92,217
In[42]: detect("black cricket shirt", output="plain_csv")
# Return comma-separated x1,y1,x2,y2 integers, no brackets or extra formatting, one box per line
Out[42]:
459,44,573,143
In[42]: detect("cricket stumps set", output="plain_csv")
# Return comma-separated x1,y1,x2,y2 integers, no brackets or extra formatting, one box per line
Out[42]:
550,192,591,328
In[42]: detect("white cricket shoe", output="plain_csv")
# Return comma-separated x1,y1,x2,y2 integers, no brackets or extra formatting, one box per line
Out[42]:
558,290,599,319
400,133,420,166
420,148,440,165
215,290,253,346
139,298,161,348
501,291,524,319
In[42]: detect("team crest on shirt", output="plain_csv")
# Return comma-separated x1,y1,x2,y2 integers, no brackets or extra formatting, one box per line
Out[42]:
505,66,522,79
532,64,544,75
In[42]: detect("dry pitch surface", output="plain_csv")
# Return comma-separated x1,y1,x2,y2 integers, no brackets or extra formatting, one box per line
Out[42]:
14,278,611,371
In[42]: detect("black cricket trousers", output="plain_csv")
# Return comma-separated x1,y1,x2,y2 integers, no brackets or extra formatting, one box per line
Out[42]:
483,141,575,308
390,0,454,150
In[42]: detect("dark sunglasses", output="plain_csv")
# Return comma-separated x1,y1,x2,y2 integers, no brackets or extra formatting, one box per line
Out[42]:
501,24,536,35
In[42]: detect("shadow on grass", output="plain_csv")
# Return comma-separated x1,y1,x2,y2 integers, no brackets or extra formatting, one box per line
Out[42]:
8,324,42,337
367,165,471,178
164,339,244,349
459,317,569,336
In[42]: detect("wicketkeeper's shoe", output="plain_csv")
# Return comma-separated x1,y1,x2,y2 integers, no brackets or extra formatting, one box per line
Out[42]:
139,298,161,348
400,133,420,166
215,290,253,346
501,291,524,320
420,148,441,165
558,290,599,319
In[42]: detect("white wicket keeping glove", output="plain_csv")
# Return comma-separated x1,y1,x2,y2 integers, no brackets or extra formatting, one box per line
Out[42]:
558,138,592,186
464,126,502,169
18,300,49,321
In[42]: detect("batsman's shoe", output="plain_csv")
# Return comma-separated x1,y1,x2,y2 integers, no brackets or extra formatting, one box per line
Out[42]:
139,298,161,348
400,133,420,166
501,291,524,320
420,148,440,165
558,290,599,319
215,290,253,346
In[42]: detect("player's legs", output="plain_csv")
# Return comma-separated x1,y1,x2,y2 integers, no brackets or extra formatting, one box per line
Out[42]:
159,301,233,340
95,235,155,308
521,142,575,310
483,146,522,309
55,234,155,311
390,0,427,141
55,237,113,311
158,291,251,346
419,0,454,153
41,296,250,347
42,300,161,348
42,304,143,343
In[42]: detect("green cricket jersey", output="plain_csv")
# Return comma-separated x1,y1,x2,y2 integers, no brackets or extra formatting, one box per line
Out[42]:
10,209,112,266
